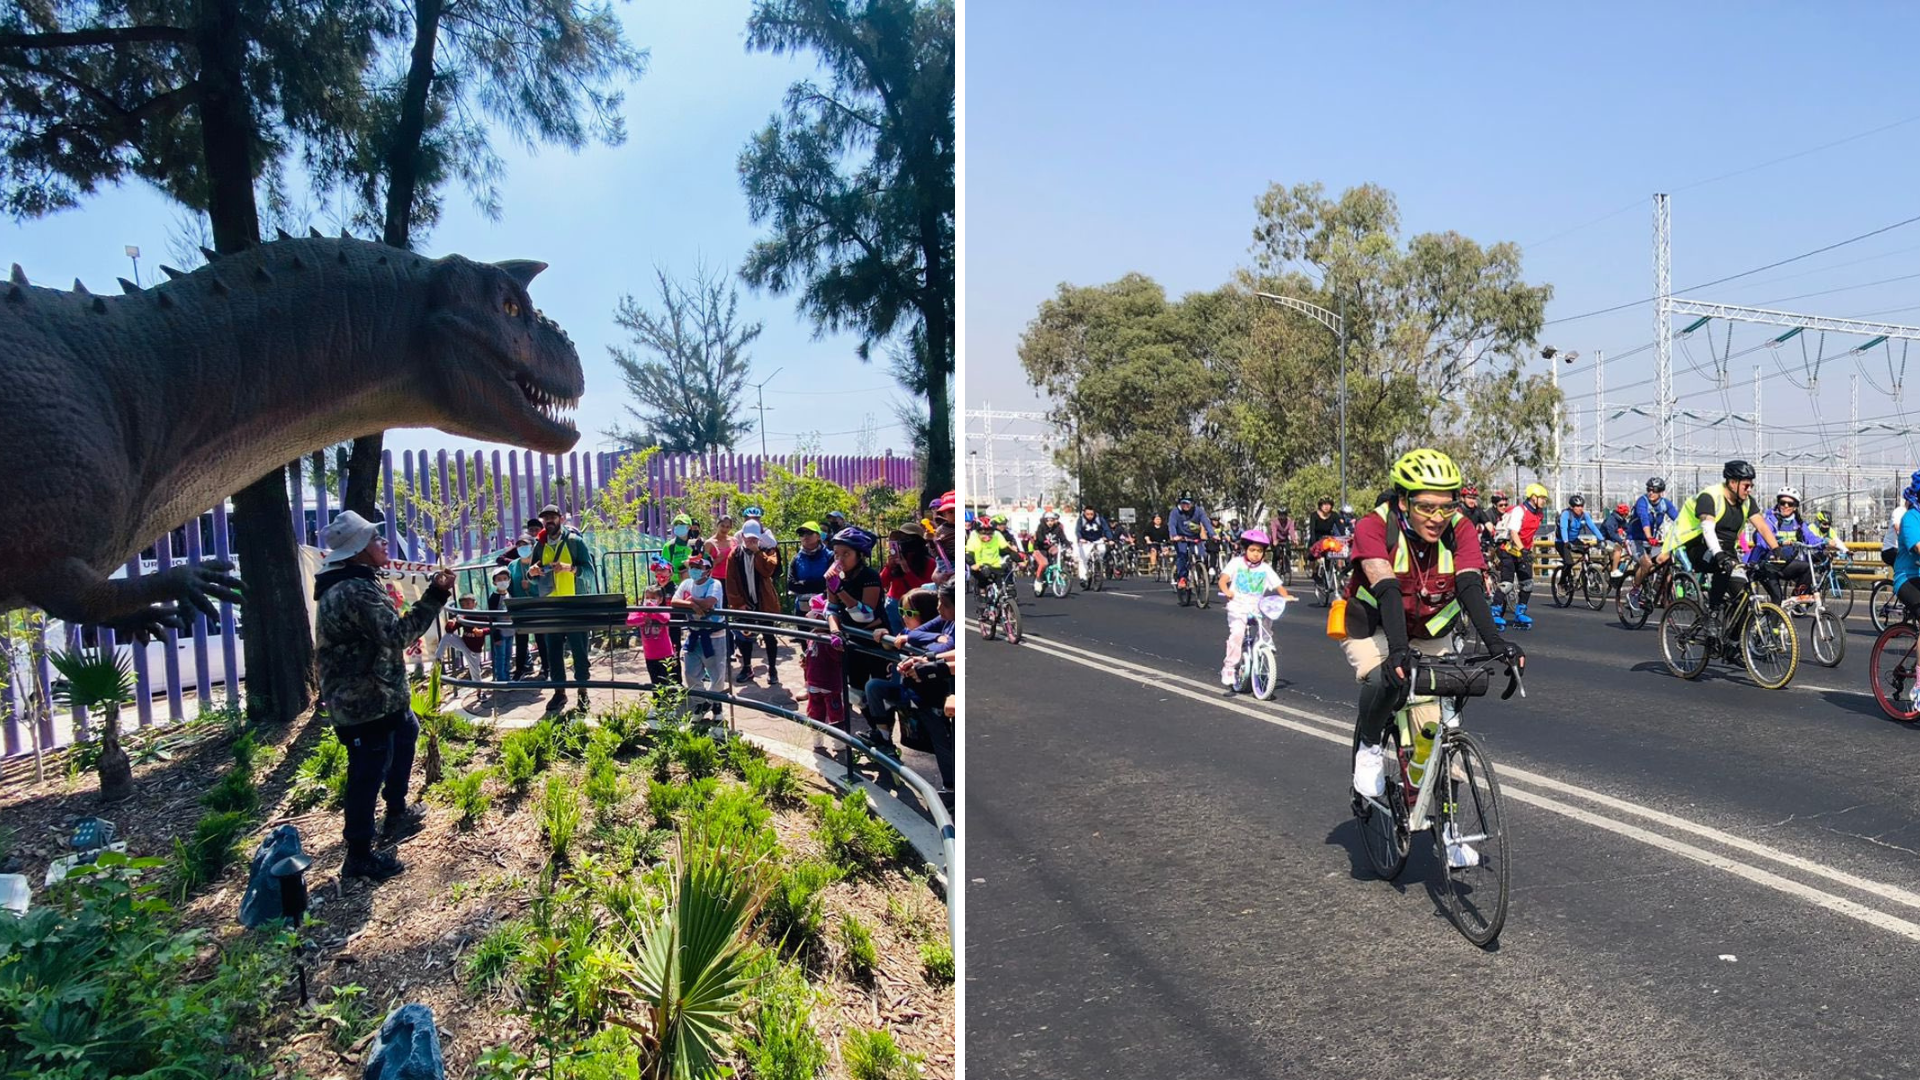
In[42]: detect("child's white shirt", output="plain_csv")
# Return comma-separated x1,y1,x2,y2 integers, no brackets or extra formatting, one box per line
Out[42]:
1221,556,1283,615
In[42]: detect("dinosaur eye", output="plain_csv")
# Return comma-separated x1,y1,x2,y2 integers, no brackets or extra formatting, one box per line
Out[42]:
503,299,521,318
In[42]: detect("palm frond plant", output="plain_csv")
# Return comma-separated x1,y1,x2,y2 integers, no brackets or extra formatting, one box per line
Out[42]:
610,835,775,1080
49,647,136,803
412,663,448,786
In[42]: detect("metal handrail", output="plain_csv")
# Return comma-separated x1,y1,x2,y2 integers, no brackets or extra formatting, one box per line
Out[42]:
435,605,955,941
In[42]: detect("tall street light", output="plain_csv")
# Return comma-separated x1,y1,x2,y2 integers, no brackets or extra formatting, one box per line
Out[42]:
124,245,140,287
1540,345,1578,509
1255,290,1348,510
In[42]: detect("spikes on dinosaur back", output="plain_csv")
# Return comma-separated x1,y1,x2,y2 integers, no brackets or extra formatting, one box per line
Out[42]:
275,227,293,241
9,264,25,286
337,250,348,265
339,227,351,239
210,276,230,296
160,265,187,281
253,266,273,284
118,278,139,294
72,279,89,296
200,247,220,263
310,226,325,239
92,297,107,313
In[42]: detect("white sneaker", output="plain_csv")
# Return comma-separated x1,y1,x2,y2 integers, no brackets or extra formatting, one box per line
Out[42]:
1444,823,1481,868
1352,743,1385,797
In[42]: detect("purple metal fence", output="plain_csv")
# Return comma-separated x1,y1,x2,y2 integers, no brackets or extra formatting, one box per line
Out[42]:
3,446,920,758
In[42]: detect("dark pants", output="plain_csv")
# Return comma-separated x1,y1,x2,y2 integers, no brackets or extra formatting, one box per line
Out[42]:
514,631,534,677
538,632,589,692
863,675,912,740
341,709,418,844
646,656,677,693
1495,550,1533,606
863,673,956,793
1351,666,1400,750
733,629,779,671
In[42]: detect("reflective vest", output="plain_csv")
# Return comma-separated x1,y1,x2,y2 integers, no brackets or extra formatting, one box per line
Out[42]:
1350,504,1464,637
1665,486,1745,554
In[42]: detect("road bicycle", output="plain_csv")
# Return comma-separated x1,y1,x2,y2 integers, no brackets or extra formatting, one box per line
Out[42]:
976,566,1023,644
1353,650,1523,947
1871,578,1906,633
1309,537,1350,609
1228,594,1286,700
1776,549,1845,667
1868,596,1920,721
1659,563,1799,689
1616,554,1699,630
1551,540,1609,611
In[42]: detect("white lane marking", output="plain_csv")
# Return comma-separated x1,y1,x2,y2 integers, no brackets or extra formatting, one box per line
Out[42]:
980,624,1920,936
1022,629,1920,916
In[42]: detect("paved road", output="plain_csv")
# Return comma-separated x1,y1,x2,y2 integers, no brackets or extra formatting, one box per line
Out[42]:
967,570,1920,1079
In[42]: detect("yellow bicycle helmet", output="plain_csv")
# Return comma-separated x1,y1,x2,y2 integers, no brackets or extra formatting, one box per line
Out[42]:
1389,448,1463,493
1524,482,1550,501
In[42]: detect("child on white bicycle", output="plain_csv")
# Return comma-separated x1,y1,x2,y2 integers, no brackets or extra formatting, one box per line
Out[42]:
1218,528,1294,691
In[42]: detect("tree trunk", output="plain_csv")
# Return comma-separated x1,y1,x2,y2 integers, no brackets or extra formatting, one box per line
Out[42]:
917,196,954,507
343,0,444,524
198,0,312,725
97,704,132,803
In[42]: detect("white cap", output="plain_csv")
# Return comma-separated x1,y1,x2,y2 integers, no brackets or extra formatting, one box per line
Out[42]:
739,520,776,544
321,511,380,566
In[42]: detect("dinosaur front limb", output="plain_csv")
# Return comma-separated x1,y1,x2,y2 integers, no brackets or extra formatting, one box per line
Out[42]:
23,557,245,641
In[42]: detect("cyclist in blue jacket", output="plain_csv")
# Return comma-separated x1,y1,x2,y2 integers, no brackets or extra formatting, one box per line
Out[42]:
1626,476,1680,602
1554,494,1606,571
1166,491,1215,592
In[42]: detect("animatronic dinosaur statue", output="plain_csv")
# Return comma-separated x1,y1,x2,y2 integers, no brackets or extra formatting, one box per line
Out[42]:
0,231,585,638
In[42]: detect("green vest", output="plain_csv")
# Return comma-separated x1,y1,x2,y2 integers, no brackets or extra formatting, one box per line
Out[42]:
1665,486,1743,553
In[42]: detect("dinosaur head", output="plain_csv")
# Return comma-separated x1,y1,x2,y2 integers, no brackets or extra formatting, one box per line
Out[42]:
421,256,584,453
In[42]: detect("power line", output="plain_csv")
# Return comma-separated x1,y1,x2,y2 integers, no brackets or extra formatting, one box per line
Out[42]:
1542,211,1920,327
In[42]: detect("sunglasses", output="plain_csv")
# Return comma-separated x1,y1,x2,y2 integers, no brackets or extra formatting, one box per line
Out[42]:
1779,500,1799,509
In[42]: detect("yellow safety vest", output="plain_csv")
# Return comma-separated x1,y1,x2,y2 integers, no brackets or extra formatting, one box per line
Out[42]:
1351,504,1464,636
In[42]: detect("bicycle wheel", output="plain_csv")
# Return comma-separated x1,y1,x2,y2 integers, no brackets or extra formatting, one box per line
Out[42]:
1741,601,1798,689
1551,566,1575,608
1872,580,1899,633
1668,570,1699,606
1870,623,1920,721
1434,730,1510,948
1829,571,1855,619
1660,597,1711,680
1582,565,1608,611
1196,560,1213,609
1001,593,1022,644
1316,563,1333,608
1810,608,1846,668
1616,577,1650,629
1356,728,1411,881
1250,642,1278,700
978,601,997,641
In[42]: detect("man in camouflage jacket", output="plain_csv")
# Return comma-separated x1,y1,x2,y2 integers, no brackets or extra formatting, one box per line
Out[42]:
314,511,453,881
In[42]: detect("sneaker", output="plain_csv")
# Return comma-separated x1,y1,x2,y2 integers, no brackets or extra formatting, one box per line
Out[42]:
1221,682,1238,696
1610,567,1624,580
342,844,405,881
1352,743,1386,798
1443,823,1481,868
545,691,568,714
380,803,426,843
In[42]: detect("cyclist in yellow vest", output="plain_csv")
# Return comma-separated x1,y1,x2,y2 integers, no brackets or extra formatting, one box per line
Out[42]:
1661,460,1780,634
1345,450,1524,857
528,503,598,715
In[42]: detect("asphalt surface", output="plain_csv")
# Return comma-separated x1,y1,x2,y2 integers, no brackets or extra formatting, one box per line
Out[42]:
967,566,1920,1080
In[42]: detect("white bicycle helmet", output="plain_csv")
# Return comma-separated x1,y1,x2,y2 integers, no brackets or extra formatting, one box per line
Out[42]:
1777,486,1800,502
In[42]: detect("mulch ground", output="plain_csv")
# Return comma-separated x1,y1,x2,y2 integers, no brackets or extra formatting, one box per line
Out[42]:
0,698,955,1079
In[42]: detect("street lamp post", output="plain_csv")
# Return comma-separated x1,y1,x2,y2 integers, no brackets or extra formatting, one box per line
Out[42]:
1541,346,1578,508
968,450,980,512
124,245,140,288
1255,290,1348,510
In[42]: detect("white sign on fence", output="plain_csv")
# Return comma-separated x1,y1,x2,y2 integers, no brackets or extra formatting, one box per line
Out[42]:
1118,507,1137,523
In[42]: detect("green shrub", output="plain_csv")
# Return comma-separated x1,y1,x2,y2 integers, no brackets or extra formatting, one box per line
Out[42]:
810,793,904,876
290,727,349,811
919,939,954,984
685,785,776,857
761,858,843,951
433,768,492,829
0,851,295,1079
738,956,828,1080
501,736,538,792
466,919,531,993
597,699,652,754
722,735,766,778
201,767,259,815
842,1027,923,1080
647,777,717,829
744,757,804,805
173,810,250,898
674,730,719,779
313,982,370,1051
605,824,672,872
584,737,624,825
839,914,877,982
540,773,582,860
230,729,258,772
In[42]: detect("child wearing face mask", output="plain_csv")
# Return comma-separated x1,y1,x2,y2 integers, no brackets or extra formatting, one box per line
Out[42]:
671,555,727,724
629,583,676,701
664,514,699,584
488,567,514,686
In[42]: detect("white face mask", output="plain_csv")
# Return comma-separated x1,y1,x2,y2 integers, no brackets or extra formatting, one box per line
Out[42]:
495,582,509,593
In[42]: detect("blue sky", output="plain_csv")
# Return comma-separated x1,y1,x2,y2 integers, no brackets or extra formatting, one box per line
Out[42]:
2,1,910,462
965,1,1920,500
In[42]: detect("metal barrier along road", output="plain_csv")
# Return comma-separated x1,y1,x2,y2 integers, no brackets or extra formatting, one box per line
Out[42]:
439,601,956,941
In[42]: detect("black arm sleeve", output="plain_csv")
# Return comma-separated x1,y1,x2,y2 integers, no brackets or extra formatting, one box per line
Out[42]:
1369,576,1411,653
1454,571,1505,650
